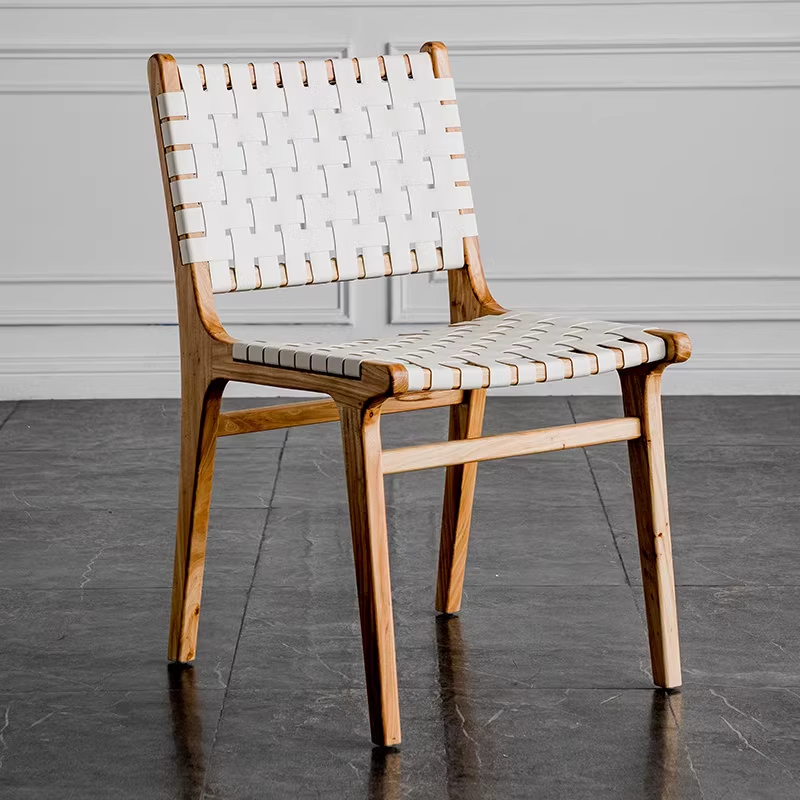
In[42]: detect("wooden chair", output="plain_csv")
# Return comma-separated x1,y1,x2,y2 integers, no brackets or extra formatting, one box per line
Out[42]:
148,43,691,747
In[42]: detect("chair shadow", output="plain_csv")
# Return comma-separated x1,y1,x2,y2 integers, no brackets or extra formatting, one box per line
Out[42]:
367,618,684,800
435,614,484,799
167,663,207,800
165,626,681,800
366,613,483,800
645,689,684,800
368,747,402,800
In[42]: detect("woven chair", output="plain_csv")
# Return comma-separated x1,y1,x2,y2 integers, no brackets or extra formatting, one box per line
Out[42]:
148,42,691,747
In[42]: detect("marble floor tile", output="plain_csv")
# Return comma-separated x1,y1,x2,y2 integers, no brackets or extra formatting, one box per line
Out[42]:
0,398,286,451
0,587,246,693
0,678,224,800
206,684,701,800
0,396,796,798
229,584,652,693
0,446,282,510
254,500,626,589
0,507,267,590
570,395,800,447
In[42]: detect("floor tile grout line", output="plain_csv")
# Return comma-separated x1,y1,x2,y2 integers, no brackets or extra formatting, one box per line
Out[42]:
665,691,682,728
567,399,634,590
10,685,796,699
666,692,709,799
14,582,800,593
0,401,21,434
201,425,289,799
7,683,800,696
4,441,799,454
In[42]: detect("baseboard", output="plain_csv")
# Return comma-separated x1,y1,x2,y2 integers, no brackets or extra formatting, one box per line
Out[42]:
0,353,797,400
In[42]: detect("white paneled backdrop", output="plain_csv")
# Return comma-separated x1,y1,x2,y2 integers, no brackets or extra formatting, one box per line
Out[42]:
0,0,798,398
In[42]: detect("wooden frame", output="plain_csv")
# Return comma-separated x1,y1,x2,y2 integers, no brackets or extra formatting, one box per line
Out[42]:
148,42,691,747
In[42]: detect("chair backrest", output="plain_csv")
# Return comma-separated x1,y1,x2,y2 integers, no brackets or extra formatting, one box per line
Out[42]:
152,48,477,294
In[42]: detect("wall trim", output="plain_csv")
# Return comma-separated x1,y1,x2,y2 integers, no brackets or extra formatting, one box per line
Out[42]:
3,262,794,285
0,273,173,284
4,36,800,93
0,279,353,326
423,265,800,281
389,37,800,90
0,41,351,94
2,352,796,399
0,0,796,7
389,271,800,324
391,37,800,55
0,352,794,374
0,43,350,59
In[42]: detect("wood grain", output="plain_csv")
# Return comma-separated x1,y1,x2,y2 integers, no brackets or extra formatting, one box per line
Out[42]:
149,44,694,741
216,391,463,437
422,42,506,322
339,400,401,746
620,361,682,688
168,378,226,662
646,328,693,364
436,389,487,613
425,42,502,620
383,417,642,475
150,54,225,663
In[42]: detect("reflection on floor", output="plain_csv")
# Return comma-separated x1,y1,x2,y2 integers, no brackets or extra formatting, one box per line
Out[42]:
0,396,798,799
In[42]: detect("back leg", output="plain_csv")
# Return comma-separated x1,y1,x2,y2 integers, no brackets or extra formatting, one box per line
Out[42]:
436,389,486,613
168,377,226,663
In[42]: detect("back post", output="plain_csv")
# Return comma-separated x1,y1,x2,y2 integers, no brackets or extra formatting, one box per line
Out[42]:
421,43,492,614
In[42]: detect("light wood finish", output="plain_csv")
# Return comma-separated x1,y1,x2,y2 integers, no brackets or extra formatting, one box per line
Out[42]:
339,400,401,747
617,327,689,688
383,417,642,475
150,53,228,663
436,389,486,613
620,358,684,689
169,378,226,661
216,391,463,437
422,41,506,324
645,328,692,365
427,41,499,617
148,44,692,745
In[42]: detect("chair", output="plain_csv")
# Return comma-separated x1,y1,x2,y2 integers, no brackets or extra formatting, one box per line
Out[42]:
147,43,691,747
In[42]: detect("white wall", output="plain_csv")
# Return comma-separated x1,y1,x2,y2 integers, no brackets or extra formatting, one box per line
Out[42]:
0,0,798,399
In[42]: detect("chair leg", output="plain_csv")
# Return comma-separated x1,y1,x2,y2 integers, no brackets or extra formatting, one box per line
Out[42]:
339,401,401,747
168,377,226,663
619,365,682,688
436,389,486,613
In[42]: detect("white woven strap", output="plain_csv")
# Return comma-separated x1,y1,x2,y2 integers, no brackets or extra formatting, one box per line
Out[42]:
156,53,476,293
232,314,668,391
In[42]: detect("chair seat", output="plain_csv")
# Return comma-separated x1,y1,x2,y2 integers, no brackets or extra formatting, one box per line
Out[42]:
232,312,668,392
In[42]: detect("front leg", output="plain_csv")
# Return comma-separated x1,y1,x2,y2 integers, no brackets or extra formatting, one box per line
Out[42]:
619,356,683,688
338,399,401,746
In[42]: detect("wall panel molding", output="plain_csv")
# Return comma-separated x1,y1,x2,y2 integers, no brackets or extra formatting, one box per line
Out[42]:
1,352,796,400
0,276,353,325
0,6,797,396
388,37,800,90
0,0,796,7
389,276,800,324
0,41,350,94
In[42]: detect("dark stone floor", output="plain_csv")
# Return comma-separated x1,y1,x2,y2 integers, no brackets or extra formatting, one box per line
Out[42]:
0,396,798,799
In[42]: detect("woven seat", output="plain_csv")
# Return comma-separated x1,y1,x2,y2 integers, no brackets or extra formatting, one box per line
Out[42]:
148,42,692,748
233,313,667,391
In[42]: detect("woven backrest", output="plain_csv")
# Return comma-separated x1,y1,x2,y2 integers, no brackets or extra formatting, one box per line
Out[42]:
154,52,476,294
